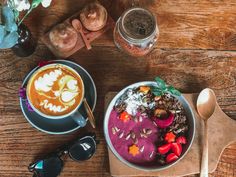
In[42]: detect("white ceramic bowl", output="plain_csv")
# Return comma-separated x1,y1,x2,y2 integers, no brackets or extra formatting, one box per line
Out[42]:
104,81,195,171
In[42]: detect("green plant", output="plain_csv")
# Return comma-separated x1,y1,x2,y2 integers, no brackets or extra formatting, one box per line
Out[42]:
0,0,52,49
0,5,18,48
151,77,181,96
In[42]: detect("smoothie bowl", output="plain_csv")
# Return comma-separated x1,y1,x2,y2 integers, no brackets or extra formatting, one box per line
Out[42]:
104,78,195,171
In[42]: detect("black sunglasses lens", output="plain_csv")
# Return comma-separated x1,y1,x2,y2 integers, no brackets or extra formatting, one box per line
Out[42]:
31,156,63,177
69,137,96,161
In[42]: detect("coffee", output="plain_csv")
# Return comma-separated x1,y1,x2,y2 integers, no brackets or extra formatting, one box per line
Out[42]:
27,64,84,117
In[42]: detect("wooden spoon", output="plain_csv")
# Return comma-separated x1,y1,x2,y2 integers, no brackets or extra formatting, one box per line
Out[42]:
72,19,92,50
197,88,217,177
83,98,96,128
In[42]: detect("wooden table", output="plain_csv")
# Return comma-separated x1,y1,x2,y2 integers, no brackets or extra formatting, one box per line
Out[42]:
0,0,235,176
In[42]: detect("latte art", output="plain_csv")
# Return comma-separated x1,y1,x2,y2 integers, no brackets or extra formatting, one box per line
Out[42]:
34,69,62,93
35,70,79,113
27,64,84,117
40,100,69,113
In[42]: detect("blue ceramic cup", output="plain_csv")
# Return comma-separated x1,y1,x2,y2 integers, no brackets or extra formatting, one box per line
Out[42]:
26,63,87,128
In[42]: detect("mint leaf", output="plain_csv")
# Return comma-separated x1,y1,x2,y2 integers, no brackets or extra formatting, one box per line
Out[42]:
152,90,163,96
150,86,163,96
151,77,181,97
167,86,181,96
155,77,166,90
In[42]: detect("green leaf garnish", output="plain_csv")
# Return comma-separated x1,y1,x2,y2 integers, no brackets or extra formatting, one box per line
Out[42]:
151,87,164,96
154,77,166,90
151,77,181,96
167,86,181,96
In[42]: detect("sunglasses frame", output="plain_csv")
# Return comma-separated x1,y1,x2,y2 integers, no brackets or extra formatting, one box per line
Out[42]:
29,133,99,177
29,155,63,177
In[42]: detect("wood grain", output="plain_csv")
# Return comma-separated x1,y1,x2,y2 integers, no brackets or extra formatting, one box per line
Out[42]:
0,0,235,177
108,0,236,50
14,0,236,50
0,46,235,177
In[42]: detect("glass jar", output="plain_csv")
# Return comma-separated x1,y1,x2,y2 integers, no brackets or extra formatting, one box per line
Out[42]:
11,23,36,57
114,7,159,57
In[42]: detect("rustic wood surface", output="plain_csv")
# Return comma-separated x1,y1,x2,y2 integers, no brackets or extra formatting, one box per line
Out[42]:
0,0,235,177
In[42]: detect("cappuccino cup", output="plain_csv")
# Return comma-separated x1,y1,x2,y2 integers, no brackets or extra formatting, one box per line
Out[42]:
26,63,87,127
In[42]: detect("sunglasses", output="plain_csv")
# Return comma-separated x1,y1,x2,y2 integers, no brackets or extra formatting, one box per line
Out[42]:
28,133,99,177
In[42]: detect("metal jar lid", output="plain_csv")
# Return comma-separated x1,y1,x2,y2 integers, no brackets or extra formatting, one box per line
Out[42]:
118,7,157,43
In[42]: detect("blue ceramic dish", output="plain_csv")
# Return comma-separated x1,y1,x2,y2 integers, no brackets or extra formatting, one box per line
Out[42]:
20,60,97,134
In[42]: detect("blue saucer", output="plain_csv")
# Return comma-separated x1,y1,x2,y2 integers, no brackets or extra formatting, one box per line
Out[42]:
19,60,97,134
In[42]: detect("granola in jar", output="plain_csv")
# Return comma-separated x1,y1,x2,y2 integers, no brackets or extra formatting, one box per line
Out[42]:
113,7,159,57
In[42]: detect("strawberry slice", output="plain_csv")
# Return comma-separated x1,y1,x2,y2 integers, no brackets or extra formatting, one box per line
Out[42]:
176,136,187,144
171,143,182,156
166,153,178,163
158,143,171,155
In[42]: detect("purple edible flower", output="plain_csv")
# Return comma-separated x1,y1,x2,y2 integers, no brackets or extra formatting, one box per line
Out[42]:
26,100,34,112
19,87,26,99
19,87,34,112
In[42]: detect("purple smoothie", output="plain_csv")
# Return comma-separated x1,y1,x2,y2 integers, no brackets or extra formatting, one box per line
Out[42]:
108,110,159,165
